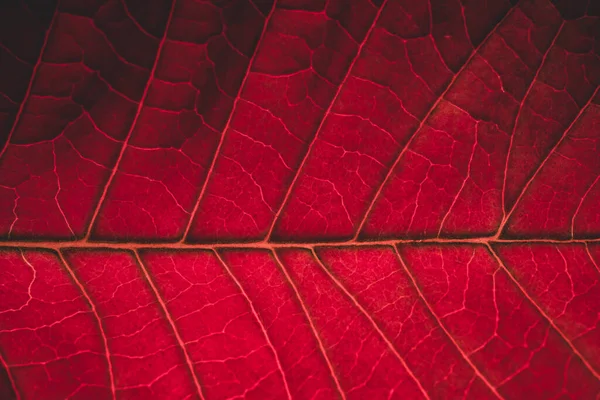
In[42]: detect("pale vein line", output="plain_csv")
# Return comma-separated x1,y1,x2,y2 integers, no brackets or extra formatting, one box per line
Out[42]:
3,237,600,250
52,142,75,237
84,1,177,240
56,250,116,399
310,248,430,399
132,249,206,399
0,7,58,159
265,0,390,241
571,174,600,238
181,3,278,241
353,3,519,240
495,86,600,239
213,250,292,399
271,250,346,399
437,123,479,237
0,350,19,399
486,243,600,379
392,245,503,399
500,21,565,223
584,242,600,274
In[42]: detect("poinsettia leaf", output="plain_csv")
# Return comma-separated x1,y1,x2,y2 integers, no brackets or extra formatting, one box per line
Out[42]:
0,0,599,399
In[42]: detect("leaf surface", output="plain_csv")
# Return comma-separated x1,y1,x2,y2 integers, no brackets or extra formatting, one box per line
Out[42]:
0,0,599,399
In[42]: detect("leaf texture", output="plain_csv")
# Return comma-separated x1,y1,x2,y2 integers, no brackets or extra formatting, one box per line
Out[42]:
0,0,599,399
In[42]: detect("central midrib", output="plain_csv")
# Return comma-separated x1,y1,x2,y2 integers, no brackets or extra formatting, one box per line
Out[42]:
1,237,599,250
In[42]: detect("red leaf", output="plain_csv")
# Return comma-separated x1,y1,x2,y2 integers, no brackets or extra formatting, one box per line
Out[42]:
0,0,599,399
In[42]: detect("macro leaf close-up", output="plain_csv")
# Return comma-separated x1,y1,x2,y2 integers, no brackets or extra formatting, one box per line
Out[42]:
0,0,599,399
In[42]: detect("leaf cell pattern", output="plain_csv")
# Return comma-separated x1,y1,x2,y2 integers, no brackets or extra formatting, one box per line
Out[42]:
0,0,599,399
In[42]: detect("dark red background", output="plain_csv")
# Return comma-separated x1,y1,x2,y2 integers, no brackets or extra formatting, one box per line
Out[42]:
0,0,599,398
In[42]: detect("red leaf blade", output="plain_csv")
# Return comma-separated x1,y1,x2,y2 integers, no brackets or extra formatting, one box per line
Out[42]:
0,0,599,398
